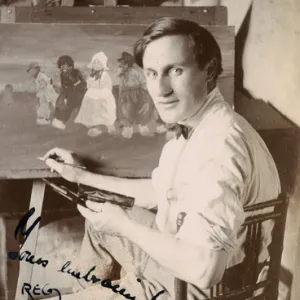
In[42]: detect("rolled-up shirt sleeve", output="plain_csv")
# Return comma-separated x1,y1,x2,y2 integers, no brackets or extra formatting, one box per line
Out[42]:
176,129,251,253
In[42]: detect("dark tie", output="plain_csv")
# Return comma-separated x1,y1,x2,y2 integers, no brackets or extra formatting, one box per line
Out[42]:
166,123,194,140
173,124,193,140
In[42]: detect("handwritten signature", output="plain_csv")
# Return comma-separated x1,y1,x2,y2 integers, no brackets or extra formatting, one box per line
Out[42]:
22,282,61,300
7,207,49,267
58,260,165,300
8,208,165,300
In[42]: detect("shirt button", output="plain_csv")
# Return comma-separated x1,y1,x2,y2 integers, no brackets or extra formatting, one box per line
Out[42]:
166,188,177,202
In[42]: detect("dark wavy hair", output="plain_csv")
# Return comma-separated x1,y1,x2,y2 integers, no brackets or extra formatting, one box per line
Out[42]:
133,17,223,81
57,55,75,68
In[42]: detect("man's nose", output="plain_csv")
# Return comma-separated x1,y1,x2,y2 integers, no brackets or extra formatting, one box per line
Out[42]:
155,76,173,97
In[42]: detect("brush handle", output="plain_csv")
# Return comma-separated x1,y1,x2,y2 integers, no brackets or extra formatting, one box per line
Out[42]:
37,157,87,170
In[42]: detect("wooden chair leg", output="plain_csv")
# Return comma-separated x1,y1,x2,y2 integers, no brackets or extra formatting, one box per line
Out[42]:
174,278,187,300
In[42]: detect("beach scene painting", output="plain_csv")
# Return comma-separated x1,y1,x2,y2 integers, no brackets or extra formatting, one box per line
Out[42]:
0,24,167,137
0,23,234,177
0,23,171,177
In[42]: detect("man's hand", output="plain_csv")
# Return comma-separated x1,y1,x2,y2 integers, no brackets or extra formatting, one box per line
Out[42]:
77,201,132,236
42,147,85,183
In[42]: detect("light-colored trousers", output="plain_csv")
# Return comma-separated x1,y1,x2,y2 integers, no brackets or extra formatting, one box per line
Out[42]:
47,207,211,300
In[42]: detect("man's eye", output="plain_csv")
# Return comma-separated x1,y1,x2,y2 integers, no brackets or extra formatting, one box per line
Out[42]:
169,68,182,76
145,70,157,79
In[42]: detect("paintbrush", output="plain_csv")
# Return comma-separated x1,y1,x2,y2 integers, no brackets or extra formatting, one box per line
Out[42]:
37,156,87,170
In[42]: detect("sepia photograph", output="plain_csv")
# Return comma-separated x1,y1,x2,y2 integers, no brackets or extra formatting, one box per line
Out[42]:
0,1,299,300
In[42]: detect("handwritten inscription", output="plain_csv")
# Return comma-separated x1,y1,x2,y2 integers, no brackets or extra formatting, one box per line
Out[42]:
22,282,61,300
59,261,100,284
7,207,49,268
8,208,60,297
9,208,165,300
58,260,165,300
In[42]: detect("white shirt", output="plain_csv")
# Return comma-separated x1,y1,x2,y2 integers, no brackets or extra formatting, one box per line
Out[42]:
152,87,281,267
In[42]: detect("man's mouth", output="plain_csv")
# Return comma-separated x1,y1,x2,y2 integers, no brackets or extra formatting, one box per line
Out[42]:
159,99,179,108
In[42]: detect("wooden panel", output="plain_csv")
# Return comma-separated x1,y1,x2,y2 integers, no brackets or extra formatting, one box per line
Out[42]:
5,6,227,25
0,19,233,179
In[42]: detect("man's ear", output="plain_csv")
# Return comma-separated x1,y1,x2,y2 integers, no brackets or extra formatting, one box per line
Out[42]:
205,58,218,83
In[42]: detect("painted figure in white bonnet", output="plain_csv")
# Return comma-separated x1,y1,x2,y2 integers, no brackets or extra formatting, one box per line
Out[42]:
75,51,117,137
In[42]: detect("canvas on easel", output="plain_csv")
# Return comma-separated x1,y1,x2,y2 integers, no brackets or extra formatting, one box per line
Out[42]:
0,7,234,179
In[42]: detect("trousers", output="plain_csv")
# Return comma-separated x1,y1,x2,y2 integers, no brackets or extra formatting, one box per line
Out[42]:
45,207,222,300
71,206,175,300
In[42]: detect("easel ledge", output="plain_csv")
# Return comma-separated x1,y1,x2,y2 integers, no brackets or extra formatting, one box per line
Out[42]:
0,5,227,24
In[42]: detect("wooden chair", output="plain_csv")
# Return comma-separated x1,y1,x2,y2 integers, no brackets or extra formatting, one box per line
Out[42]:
174,192,289,300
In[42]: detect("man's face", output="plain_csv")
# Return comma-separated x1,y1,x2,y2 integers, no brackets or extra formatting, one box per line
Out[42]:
143,35,208,124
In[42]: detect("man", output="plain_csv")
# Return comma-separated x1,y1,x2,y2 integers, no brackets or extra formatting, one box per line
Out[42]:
43,18,280,299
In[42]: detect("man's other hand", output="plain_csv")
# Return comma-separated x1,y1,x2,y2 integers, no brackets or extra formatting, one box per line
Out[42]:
77,201,131,236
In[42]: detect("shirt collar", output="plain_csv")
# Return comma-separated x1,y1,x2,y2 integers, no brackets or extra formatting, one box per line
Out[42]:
178,86,224,130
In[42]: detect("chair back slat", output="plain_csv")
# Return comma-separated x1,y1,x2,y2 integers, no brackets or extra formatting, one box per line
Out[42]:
209,279,274,299
174,277,188,300
265,193,289,300
249,222,261,285
243,195,286,212
243,212,282,225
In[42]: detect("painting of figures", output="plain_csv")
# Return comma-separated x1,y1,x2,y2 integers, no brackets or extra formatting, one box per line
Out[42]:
0,23,234,177
0,23,170,176
0,24,166,136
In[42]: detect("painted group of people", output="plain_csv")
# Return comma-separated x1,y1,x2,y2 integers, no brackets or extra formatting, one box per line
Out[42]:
27,51,167,138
